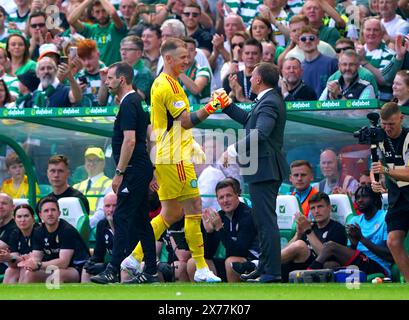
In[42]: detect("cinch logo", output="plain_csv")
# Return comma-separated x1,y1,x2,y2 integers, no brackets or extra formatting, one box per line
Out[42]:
279,205,285,214
190,179,198,188
62,208,69,216
331,205,337,212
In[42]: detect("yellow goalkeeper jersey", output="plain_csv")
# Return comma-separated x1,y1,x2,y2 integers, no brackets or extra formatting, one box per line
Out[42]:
150,72,194,165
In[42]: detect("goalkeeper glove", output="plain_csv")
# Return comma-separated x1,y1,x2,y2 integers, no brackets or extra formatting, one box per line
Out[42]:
204,90,232,114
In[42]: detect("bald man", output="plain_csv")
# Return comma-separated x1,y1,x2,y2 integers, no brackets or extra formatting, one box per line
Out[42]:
317,149,358,195
0,193,17,275
82,192,116,282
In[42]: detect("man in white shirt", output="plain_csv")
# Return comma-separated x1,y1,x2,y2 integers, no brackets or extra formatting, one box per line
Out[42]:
379,0,409,39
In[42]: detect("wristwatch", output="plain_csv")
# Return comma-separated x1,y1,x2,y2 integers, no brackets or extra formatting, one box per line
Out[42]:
384,166,390,175
115,168,125,176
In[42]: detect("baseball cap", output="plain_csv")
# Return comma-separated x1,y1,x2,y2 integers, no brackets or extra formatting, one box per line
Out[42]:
85,147,105,160
38,43,60,61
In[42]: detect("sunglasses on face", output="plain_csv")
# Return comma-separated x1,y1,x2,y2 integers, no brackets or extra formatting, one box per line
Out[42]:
300,35,316,42
335,46,354,53
232,43,244,49
182,12,200,17
31,23,46,29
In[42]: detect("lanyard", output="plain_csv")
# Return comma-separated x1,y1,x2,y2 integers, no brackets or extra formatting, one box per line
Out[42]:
243,73,251,99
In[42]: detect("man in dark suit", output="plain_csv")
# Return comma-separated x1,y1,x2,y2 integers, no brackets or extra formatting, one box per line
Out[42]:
221,62,289,282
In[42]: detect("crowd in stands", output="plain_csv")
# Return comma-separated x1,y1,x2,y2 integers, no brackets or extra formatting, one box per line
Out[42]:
0,0,409,284
0,0,405,108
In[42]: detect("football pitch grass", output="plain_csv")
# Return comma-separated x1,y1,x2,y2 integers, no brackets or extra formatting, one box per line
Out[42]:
1,283,409,300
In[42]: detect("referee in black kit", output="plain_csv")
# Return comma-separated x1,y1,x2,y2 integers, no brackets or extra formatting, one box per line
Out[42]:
91,62,157,284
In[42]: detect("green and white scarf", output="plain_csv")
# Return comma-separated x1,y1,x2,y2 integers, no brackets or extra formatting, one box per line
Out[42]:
33,79,59,108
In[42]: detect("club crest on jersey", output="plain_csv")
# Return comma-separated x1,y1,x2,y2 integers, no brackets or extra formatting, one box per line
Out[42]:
173,100,185,109
190,179,198,188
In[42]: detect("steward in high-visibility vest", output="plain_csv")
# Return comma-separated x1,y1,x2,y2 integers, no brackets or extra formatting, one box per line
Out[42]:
74,174,112,214
74,147,112,215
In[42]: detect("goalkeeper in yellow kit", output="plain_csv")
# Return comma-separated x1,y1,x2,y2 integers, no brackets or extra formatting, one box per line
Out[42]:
121,38,231,283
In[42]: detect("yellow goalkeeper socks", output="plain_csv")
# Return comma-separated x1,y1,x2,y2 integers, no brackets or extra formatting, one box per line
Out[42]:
184,214,207,270
131,214,170,262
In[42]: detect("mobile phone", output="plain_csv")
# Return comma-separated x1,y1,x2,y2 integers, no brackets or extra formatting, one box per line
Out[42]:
69,46,77,59
78,75,88,85
60,56,68,64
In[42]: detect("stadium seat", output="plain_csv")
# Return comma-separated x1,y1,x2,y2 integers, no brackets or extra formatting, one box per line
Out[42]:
239,196,252,207
328,194,357,225
39,184,53,196
278,183,292,195
57,197,90,244
381,193,388,211
276,195,302,247
13,198,29,206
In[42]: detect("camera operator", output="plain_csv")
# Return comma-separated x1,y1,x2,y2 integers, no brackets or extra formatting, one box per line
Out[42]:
371,102,409,283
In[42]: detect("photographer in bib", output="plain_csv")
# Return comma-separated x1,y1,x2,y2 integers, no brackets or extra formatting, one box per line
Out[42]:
369,102,409,282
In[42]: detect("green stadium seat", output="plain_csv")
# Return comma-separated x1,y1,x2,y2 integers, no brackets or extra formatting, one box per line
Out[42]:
57,197,90,244
88,226,97,249
39,184,53,196
239,196,252,207
276,195,302,247
213,242,226,260
328,194,357,225
279,183,292,195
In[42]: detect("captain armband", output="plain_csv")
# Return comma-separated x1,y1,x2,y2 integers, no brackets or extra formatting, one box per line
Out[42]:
190,111,203,126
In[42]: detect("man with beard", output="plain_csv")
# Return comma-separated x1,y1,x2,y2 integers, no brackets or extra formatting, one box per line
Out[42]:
68,0,127,66
319,50,376,100
280,57,317,101
32,57,82,108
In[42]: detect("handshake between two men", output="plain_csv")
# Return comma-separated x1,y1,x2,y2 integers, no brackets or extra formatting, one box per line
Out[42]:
203,88,233,115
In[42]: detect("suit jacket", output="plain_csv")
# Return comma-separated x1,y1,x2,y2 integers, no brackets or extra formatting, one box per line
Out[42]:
223,89,289,184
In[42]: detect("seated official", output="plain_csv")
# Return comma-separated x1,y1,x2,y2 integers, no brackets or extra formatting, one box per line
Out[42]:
82,193,116,282
18,196,89,283
280,192,347,282
2,204,41,283
308,186,393,278
188,177,259,282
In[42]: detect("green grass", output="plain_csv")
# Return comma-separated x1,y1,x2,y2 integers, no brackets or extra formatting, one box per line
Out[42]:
1,283,409,300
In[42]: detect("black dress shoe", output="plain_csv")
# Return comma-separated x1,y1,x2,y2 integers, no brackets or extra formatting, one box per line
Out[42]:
247,274,282,283
240,268,261,281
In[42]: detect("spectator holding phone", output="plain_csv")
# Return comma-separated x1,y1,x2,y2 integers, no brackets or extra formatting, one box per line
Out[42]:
32,57,82,108
75,39,106,107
